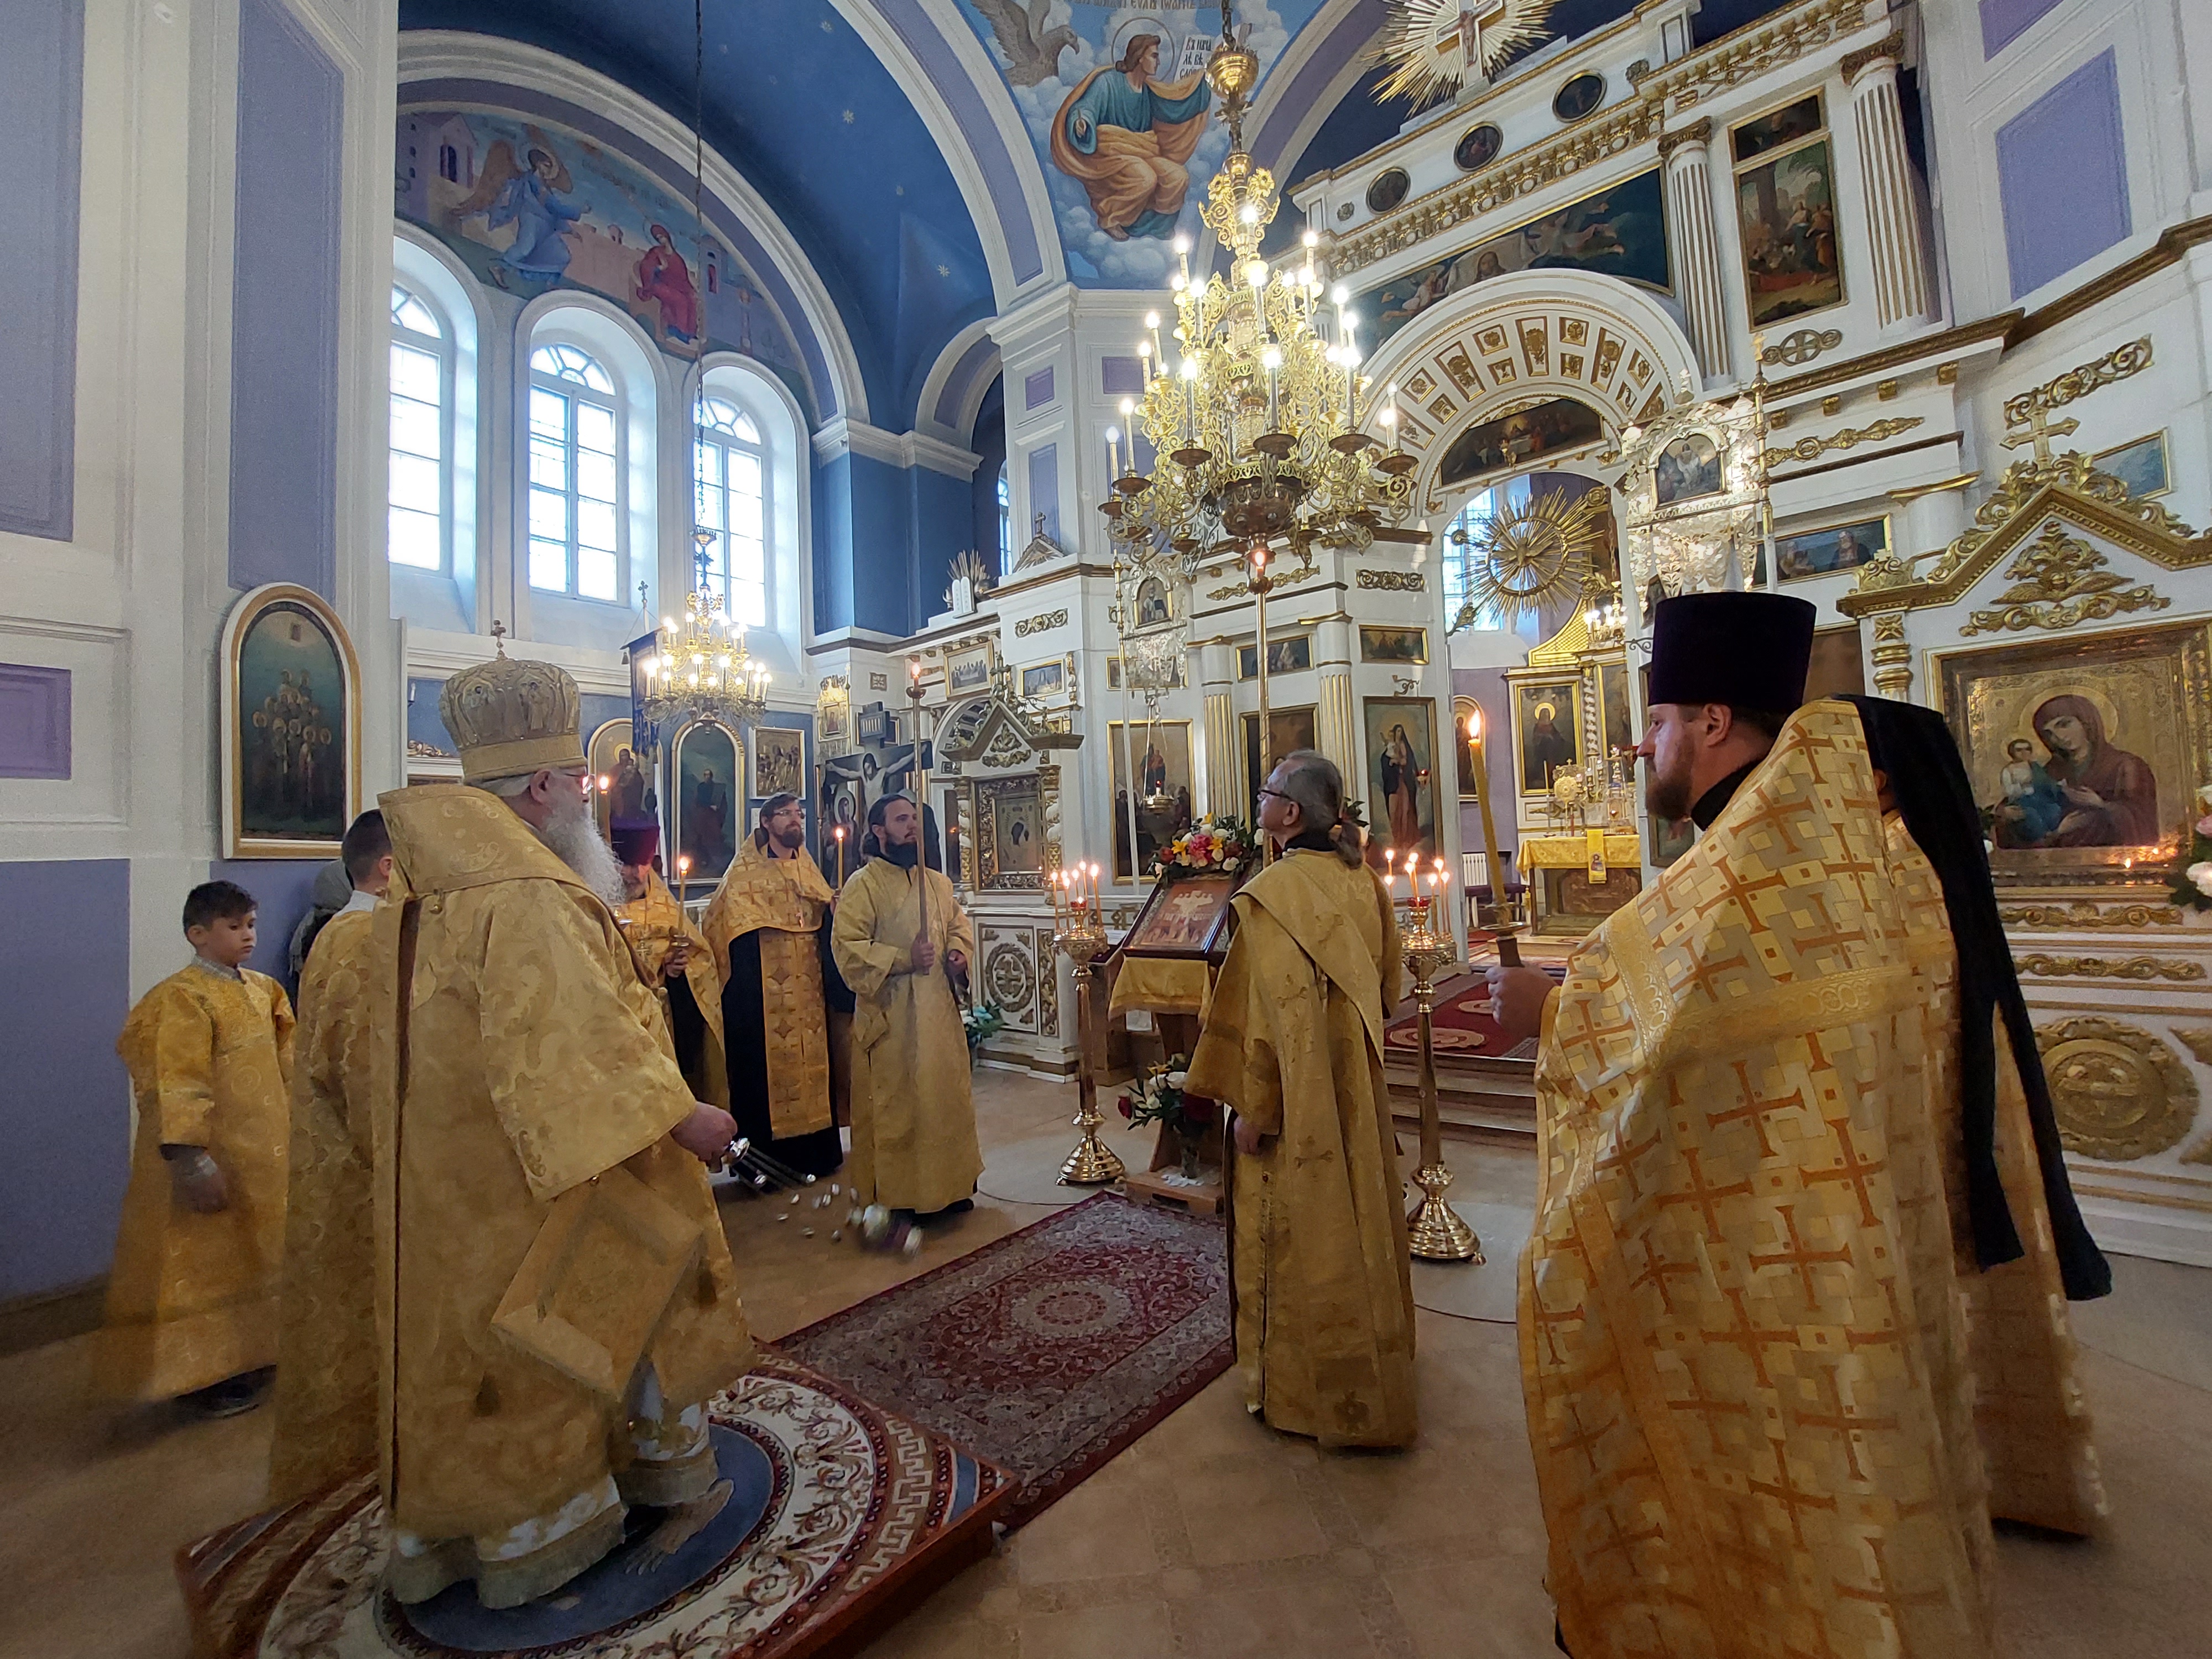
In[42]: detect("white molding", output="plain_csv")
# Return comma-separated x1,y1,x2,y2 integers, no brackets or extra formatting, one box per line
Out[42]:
395,31,870,425
813,416,984,478
915,316,1002,445
685,351,817,652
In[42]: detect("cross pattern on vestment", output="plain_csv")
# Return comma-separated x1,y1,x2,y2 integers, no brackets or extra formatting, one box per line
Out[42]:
1803,1118,1889,1229
1699,1286,1801,1390
1684,853,1792,934
1707,1527,1792,1597
1708,1063,1808,1161
1656,1147,1754,1245
1749,1202,1855,1310
1551,1396,1621,1475
1583,1516,1665,1574
1846,1279,1911,1361
1629,1244,1704,1316
1528,1284,1588,1368
1830,1531,1950,1656
1746,1442,1841,1551
1780,893,1871,969
1678,943,1756,1006
1780,1361,1897,1484
1595,1125,1664,1204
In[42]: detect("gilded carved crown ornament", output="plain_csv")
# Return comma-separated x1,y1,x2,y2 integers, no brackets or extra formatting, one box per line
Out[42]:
1957,521,2168,637
439,655,586,784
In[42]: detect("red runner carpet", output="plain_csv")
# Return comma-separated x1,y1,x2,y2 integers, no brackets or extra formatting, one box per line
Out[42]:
777,1192,1231,1530
1382,968,1563,1064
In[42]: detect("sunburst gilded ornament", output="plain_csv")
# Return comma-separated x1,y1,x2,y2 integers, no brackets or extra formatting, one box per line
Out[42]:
1371,0,1556,109
1451,484,1611,631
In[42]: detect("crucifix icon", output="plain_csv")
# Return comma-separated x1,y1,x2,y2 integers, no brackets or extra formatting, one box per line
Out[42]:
1435,0,1509,79
2001,398,2079,464
489,619,508,656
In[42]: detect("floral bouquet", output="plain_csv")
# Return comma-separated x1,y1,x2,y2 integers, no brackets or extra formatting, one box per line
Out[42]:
2172,785,2212,911
1115,1054,1217,1177
1150,814,1254,882
963,999,1005,1061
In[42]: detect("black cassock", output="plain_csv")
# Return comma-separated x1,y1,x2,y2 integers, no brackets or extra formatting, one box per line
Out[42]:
718,912,851,1178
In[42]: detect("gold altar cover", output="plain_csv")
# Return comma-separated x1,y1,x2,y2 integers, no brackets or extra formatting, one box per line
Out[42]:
98,963,295,1400
1108,952,1212,1018
702,837,836,1136
268,908,380,1504
617,867,728,1111
1524,702,2021,1659
369,786,753,1543
1187,851,1416,1448
831,857,980,1212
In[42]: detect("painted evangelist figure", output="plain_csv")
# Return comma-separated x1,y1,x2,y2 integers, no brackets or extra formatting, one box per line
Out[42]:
1051,32,1213,241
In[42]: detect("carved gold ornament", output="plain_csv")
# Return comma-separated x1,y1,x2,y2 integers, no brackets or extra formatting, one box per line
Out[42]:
1760,328,1842,367
2036,1016,2198,1161
1451,484,1612,629
2173,1029,2212,1066
1762,417,1922,470
1370,0,1557,111
1641,0,1864,111
1957,521,2168,636
985,940,1036,1016
2000,901,2186,930
2001,337,2154,462
1358,568,1426,591
2016,954,2205,982
1015,609,1070,638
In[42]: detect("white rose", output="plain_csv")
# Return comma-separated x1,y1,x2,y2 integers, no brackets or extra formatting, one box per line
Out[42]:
1166,1071,1188,1089
1222,857,1239,871
2190,860,2212,898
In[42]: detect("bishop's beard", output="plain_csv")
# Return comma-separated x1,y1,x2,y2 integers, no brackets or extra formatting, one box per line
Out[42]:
536,790,628,909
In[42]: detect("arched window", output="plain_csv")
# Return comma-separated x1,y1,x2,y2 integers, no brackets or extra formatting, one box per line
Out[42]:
388,283,450,571
997,463,1011,568
1441,487,1499,629
528,342,623,601
693,397,766,627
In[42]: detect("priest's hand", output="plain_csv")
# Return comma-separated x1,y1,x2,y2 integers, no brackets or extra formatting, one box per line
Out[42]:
1486,965,1554,1043
910,938,938,973
671,1102,739,1164
946,948,968,975
662,938,692,981
164,1146,230,1214
1232,1114,1266,1156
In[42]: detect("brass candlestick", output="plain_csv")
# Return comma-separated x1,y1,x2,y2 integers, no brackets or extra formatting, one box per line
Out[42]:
1054,896,1126,1186
1402,891,1481,1262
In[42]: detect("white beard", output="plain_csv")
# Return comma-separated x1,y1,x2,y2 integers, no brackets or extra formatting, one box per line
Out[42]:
536,792,627,909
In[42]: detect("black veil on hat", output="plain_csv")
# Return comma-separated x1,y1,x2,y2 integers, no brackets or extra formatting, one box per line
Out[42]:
1648,591,1818,709
1846,695,2111,1301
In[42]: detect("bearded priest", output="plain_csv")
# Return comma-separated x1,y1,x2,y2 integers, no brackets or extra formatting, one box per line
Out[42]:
1487,593,2110,1659
612,814,729,1113
701,792,845,1178
831,793,980,1218
367,655,754,1609
1186,749,1416,1449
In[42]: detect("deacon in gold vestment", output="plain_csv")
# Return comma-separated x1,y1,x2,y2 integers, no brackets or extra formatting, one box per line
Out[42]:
268,810,390,1503
612,815,729,1111
98,880,295,1413
832,794,981,1215
702,793,845,1177
1505,700,2110,1659
1187,752,1416,1449
369,656,753,1609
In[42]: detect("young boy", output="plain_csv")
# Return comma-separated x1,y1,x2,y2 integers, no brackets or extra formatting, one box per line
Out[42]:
97,880,295,1417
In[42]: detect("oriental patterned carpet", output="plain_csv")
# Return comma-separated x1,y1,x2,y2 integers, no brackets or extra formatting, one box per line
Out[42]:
1381,968,1563,1063
174,1358,1013,1659
778,1192,1232,1530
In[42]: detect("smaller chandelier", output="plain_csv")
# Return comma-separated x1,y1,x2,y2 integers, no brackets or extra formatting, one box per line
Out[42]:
641,538,771,730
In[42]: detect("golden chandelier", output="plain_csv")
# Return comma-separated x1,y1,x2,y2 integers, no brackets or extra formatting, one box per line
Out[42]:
640,541,772,729
1103,22,1417,567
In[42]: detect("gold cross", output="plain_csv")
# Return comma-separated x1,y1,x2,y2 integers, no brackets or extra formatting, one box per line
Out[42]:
2001,398,2079,463
490,619,508,656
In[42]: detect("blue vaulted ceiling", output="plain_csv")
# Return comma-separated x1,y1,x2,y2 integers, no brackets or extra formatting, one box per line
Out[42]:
400,0,996,431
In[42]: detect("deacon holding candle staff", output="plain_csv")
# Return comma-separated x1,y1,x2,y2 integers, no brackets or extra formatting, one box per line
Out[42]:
1484,591,2110,1658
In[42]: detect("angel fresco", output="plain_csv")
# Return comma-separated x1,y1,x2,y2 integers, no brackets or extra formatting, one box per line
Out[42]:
453,131,586,288
1050,30,1212,242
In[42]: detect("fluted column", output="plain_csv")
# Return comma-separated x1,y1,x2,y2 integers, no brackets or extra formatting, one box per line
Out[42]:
1846,35,1933,330
1314,614,1357,785
1659,121,1729,380
1201,640,1243,820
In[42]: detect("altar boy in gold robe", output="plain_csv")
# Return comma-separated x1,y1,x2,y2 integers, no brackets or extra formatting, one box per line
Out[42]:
98,880,295,1417
371,655,753,1608
1187,750,1416,1449
612,814,728,1112
831,793,980,1217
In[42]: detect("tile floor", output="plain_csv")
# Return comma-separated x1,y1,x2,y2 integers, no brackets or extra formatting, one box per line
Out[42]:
3,1066,2208,1658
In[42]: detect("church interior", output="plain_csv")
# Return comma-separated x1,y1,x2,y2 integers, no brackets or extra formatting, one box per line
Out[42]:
7,0,2212,1654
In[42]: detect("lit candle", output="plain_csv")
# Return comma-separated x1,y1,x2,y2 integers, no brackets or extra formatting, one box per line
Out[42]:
1145,310,1163,366
833,822,846,884
1105,424,1121,479
1119,399,1138,472
1262,343,1282,430
1138,338,1152,383
1387,383,1401,452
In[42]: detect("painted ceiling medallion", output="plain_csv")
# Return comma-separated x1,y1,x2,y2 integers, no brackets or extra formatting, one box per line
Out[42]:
1371,0,1557,110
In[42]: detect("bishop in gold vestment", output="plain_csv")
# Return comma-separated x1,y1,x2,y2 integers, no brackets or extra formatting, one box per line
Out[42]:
613,815,729,1112
268,811,391,1503
1520,701,2107,1659
1187,752,1416,1448
831,795,980,1215
98,883,295,1407
369,656,753,1609
703,793,844,1177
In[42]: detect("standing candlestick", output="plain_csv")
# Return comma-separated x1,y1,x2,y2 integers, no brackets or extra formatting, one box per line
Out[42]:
1401,898,1481,1262
1054,892,1125,1186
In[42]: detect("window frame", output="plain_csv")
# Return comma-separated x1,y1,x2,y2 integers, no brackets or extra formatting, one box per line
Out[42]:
526,341,628,605
692,395,770,630
387,281,454,575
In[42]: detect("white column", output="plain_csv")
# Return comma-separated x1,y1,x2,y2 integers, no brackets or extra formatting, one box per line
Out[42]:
1846,36,1934,330
1314,614,1357,783
1659,121,1730,381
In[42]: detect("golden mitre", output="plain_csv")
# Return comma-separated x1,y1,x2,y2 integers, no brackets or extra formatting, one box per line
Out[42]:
439,655,587,782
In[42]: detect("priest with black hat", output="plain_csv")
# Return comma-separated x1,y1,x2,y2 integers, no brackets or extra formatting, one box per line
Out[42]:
1489,591,2109,1659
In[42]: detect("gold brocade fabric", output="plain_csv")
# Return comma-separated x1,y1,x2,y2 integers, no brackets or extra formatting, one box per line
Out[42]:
269,908,382,1504
370,786,753,1546
1522,703,2001,1659
701,841,835,1137
1885,818,2107,1537
1186,852,1416,1449
1108,952,1212,1018
615,868,728,1111
97,964,295,1401
831,858,981,1212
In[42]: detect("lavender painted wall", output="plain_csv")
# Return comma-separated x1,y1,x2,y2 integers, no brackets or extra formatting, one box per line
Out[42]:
1024,367,1055,410
1980,0,2067,59
228,0,343,598
1027,444,1060,543
1997,51,2130,300
1100,356,1144,396
0,0,84,541
1,860,130,1301
0,664,71,779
